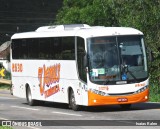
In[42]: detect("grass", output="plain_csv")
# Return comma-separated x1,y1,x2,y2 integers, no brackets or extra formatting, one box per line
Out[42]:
149,83,160,102
0,126,13,129
0,84,10,90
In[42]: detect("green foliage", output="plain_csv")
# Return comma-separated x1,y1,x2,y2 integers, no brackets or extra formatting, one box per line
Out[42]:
149,82,160,102
0,126,13,129
55,0,118,26
0,84,10,89
4,70,11,80
0,70,11,89
55,0,160,101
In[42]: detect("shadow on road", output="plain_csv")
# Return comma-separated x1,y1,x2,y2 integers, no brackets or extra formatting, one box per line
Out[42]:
22,101,160,112
1,90,160,112
82,102,160,112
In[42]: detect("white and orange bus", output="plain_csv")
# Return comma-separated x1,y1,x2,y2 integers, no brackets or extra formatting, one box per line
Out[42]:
11,24,149,110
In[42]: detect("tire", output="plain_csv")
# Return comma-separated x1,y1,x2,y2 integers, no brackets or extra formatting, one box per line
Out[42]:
120,104,131,110
69,89,80,111
26,86,37,106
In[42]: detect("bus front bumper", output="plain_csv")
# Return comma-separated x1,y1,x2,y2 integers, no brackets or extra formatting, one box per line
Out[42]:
88,88,149,106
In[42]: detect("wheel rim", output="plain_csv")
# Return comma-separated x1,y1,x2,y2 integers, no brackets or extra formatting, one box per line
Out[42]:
70,91,76,107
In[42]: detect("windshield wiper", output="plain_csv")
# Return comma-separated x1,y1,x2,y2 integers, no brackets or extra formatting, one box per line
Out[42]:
103,79,110,85
122,65,138,82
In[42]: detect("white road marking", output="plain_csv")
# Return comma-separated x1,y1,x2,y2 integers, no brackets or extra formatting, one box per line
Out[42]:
52,111,82,116
0,117,8,120
11,105,39,111
0,96,17,99
147,102,160,104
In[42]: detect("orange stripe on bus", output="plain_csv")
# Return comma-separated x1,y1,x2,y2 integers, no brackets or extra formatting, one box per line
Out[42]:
88,88,149,106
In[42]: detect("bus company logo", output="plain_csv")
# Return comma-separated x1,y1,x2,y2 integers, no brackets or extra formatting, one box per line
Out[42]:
98,86,109,91
135,83,145,87
38,63,61,98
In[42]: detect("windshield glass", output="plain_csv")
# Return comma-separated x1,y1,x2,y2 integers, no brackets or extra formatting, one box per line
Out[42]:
87,35,148,85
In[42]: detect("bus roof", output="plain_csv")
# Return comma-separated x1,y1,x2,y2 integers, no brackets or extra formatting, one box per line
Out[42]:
11,24,143,39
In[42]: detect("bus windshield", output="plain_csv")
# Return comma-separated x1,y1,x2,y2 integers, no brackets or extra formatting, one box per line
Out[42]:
87,35,148,85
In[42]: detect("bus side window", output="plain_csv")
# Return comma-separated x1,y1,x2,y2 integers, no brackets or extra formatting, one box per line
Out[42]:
28,39,39,59
21,39,28,59
50,38,55,59
62,37,75,60
12,39,28,59
12,39,22,59
53,37,62,60
39,38,51,59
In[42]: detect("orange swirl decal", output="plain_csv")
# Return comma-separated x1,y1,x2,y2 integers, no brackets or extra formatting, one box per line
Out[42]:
38,63,61,98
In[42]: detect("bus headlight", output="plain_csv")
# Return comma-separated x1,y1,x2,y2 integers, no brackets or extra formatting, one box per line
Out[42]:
90,89,108,96
134,85,149,94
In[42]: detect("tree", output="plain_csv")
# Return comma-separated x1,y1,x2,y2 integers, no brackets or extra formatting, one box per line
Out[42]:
55,0,160,89
55,0,119,26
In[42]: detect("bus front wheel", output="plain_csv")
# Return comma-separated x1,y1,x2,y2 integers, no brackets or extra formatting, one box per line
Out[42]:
26,86,37,106
69,89,80,111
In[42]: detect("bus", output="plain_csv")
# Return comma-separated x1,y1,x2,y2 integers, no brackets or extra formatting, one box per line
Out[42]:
11,24,149,111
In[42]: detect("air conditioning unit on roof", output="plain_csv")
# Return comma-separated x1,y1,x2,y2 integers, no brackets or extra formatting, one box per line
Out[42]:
36,24,90,32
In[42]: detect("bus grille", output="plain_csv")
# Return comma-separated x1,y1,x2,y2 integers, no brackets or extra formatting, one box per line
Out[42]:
108,92,134,96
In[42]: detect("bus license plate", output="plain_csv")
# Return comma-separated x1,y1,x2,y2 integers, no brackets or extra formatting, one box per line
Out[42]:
117,98,128,102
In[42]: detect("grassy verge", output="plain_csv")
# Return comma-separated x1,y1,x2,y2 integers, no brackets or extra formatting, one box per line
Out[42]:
0,126,13,129
0,70,11,90
0,84,10,90
149,83,160,102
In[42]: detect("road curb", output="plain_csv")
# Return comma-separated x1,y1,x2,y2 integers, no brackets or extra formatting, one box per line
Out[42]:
147,102,160,104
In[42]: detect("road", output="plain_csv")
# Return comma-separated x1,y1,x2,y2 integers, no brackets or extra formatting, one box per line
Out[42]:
0,89,160,129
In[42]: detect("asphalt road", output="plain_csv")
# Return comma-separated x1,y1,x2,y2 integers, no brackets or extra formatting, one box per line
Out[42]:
0,89,160,129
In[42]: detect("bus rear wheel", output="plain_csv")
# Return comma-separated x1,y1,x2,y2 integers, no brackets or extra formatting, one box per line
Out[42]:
120,104,131,110
26,86,37,106
69,89,80,111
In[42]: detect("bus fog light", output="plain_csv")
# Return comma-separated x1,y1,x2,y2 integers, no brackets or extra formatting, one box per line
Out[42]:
93,100,96,103
145,96,148,99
